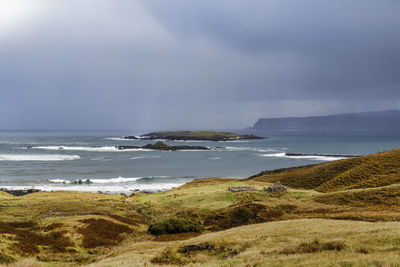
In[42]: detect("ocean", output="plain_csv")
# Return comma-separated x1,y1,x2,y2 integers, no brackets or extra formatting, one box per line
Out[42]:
1,131,400,195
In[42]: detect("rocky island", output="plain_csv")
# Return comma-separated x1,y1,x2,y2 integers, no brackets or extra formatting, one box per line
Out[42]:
124,131,264,141
117,141,209,151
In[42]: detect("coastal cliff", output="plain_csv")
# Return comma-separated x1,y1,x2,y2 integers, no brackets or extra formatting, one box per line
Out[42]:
253,110,400,131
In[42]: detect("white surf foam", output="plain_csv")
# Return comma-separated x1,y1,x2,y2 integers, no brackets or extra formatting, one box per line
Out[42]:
32,146,119,152
49,177,142,184
31,146,151,152
0,154,80,161
1,183,186,195
172,140,207,143
130,156,161,160
225,146,278,152
257,153,346,161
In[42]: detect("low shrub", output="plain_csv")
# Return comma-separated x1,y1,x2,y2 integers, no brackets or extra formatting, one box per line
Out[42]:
229,206,256,227
357,247,370,254
148,218,204,236
0,252,16,264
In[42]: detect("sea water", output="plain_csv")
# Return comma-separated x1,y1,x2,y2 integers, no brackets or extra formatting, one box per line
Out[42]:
1,130,400,194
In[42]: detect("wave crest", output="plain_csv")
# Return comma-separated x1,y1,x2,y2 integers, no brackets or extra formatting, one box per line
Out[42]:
257,153,346,161
0,154,80,161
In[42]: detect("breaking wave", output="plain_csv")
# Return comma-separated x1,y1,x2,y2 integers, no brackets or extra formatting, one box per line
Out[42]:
130,156,161,160
257,152,346,161
0,154,80,161
225,146,278,152
30,146,148,152
49,177,142,184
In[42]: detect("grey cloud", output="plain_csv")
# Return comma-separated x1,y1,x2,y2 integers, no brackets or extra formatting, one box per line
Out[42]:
0,0,399,130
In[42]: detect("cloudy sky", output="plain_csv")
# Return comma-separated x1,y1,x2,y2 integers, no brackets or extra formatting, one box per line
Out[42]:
0,0,399,130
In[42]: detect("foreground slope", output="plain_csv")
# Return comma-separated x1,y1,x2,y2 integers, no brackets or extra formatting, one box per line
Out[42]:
2,148,400,266
89,219,400,267
249,148,400,192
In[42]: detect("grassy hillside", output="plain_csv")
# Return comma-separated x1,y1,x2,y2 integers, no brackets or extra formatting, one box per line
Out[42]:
2,148,400,266
89,219,400,267
250,148,400,192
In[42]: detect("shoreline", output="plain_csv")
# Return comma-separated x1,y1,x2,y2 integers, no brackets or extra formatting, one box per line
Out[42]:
0,186,174,196
0,178,200,196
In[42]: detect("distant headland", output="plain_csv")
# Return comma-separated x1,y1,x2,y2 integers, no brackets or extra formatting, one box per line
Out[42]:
253,110,400,132
124,131,264,142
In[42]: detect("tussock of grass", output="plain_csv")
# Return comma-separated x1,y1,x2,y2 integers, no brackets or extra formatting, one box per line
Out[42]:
150,247,186,265
250,148,400,192
0,251,16,264
281,239,345,254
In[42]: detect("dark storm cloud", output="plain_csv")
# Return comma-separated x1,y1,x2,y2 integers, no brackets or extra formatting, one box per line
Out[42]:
145,0,400,99
0,0,399,130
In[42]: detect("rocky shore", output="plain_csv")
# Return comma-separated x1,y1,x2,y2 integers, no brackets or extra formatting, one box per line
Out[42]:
117,141,209,151
0,188,41,196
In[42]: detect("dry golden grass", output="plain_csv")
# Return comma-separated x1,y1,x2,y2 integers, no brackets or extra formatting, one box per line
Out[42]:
250,148,400,192
88,219,400,267
0,258,40,267
314,183,400,206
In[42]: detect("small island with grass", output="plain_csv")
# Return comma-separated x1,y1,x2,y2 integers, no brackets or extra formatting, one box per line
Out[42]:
124,131,264,141
116,141,210,151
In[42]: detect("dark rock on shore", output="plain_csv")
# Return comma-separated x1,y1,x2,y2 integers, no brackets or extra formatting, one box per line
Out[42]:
116,142,209,151
0,188,41,196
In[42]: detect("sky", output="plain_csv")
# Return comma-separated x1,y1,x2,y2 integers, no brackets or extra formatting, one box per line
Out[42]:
0,0,400,130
